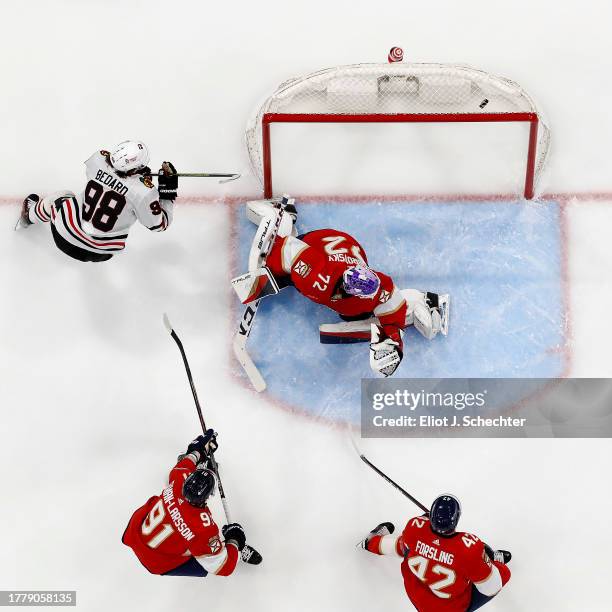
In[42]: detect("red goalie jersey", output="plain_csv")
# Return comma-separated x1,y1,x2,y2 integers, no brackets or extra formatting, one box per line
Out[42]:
266,229,407,346
367,516,511,612
122,454,239,576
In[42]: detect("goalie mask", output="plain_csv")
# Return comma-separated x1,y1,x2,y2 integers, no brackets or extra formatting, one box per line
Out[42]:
182,467,217,508
342,265,381,298
110,140,150,173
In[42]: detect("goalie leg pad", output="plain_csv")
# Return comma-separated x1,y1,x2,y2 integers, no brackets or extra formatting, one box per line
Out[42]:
247,211,296,271
401,289,449,339
246,199,276,225
413,301,440,340
246,199,297,235
319,318,378,344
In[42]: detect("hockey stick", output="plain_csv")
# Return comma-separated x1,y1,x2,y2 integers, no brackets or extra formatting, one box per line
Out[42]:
350,434,430,514
148,171,240,184
232,199,289,392
162,313,262,564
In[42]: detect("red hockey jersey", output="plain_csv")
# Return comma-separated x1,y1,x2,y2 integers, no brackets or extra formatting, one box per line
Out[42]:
367,516,511,612
267,229,407,344
122,455,239,576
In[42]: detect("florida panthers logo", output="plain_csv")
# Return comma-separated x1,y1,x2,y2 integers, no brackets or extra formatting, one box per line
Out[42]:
293,260,311,278
209,536,222,554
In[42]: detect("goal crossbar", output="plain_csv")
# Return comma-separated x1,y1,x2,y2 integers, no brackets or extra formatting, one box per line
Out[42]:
262,112,540,199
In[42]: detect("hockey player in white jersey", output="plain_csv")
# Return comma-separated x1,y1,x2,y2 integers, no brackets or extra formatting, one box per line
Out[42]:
16,141,177,262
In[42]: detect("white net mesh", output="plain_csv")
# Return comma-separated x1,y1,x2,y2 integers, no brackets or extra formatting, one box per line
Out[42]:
246,63,550,196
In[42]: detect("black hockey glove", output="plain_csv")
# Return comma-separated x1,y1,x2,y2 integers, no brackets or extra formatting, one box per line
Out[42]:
186,429,218,458
222,523,246,551
158,161,178,201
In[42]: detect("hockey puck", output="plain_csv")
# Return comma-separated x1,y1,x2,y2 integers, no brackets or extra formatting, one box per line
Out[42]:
388,46,404,63
479,98,489,109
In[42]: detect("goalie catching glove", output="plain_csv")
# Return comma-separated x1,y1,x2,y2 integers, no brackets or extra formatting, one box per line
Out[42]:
370,324,403,377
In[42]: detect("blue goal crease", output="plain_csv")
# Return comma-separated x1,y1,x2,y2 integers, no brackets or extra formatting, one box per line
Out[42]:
233,199,565,423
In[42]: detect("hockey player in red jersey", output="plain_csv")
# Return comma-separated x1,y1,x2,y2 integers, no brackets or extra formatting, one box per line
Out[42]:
361,495,511,611
240,198,449,377
122,431,249,577
16,141,178,262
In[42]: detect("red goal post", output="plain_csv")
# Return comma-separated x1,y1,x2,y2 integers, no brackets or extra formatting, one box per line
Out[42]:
246,63,550,199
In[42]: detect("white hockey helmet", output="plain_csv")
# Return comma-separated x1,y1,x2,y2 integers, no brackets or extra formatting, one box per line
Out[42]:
110,140,150,173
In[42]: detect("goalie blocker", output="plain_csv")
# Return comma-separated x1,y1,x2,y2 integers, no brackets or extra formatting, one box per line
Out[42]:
231,267,280,304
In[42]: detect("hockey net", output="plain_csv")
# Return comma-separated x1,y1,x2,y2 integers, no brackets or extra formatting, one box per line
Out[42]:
246,63,550,199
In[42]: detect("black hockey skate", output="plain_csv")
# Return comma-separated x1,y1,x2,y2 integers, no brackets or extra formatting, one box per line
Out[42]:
358,521,395,549
484,543,512,564
15,194,40,230
493,550,512,564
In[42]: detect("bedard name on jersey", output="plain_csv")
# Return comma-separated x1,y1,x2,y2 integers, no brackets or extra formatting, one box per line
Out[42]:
17,140,178,262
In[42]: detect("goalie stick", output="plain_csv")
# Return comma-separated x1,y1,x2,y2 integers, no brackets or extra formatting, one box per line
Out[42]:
350,433,430,514
233,198,289,392
163,313,263,565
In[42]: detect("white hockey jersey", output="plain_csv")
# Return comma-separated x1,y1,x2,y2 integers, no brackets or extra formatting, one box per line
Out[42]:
49,151,173,254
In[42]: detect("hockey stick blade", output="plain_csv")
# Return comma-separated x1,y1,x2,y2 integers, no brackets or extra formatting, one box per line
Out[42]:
241,544,263,565
218,173,241,184
233,334,266,392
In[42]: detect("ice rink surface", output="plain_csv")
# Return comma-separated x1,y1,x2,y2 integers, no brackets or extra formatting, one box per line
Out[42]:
237,199,566,420
3,1,612,611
